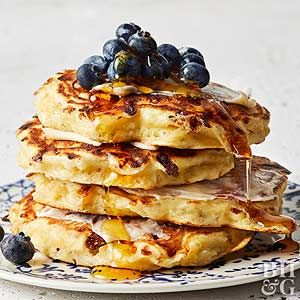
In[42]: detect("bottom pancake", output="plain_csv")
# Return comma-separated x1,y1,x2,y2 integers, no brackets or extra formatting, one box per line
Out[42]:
9,194,252,271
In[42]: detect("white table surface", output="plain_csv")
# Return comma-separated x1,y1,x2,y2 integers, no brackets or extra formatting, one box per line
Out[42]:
0,0,299,299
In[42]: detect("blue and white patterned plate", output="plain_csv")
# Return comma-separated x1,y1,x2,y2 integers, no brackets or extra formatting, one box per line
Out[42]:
0,180,299,293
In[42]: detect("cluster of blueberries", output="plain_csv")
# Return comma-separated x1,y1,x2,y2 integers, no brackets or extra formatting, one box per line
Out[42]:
0,225,35,264
77,23,210,90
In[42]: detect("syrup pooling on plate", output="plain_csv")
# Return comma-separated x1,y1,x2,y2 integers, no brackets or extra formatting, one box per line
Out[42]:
91,266,142,281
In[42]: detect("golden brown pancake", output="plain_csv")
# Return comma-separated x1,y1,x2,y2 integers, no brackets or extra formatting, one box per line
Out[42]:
34,70,270,156
9,194,252,271
29,156,294,234
16,117,234,189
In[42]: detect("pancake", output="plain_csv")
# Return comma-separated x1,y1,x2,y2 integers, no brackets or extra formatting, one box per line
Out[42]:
9,194,252,271
29,156,294,234
17,117,234,189
34,70,270,156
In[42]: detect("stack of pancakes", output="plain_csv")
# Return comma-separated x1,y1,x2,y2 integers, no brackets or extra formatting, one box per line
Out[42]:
9,70,295,271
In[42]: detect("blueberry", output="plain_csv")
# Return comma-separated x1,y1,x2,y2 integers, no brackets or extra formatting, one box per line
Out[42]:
180,53,205,67
84,55,108,73
1,232,35,264
179,47,204,59
142,53,170,79
108,50,141,80
128,31,157,57
76,64,103,90
142,63,163,79
180,63,210,88
157,44,181,69
155,54,171,77
103,39,129,62
116,23,141,42
0,225,4,242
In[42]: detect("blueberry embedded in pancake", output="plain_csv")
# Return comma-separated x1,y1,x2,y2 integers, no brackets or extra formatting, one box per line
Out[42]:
17,117,234,189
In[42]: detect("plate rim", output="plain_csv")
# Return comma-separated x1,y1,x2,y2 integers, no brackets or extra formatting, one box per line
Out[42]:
0,262,299,293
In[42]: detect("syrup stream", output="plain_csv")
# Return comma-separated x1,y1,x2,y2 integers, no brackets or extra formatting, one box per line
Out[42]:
242,156,298,251
245,158,252,202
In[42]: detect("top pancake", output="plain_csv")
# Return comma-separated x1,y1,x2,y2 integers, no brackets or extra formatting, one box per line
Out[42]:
34,70,270,156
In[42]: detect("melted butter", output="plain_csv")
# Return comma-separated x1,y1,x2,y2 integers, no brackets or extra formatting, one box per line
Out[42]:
137,86,153,94
130,142,158,151
123,157,287,203
202,83,256,108
43,128,159,151
37,207,167,242
100,219,130,241
43,128,102,147
92,83,138,96
92,79,256,108
91,266,142,281
92,77,201,97
112,86,138,96
124,219,167,240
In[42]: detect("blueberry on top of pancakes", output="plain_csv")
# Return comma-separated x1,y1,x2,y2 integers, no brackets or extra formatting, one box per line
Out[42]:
84,55,108,73
116,22,141,42
76,23,210,90
107,50,141,81
76,64,103,90
157,44,181,69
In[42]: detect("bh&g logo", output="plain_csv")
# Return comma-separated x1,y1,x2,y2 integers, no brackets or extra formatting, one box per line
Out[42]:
261,262,296,296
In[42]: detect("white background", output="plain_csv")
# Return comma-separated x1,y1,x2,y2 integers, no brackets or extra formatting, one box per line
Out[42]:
0,0,299,299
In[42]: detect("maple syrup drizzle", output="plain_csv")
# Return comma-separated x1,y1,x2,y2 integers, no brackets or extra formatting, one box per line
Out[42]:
272,234,299,252
245,158,252,202
72,71,300,258
241,155,297,237
91,266,142,281
245,204,296,233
